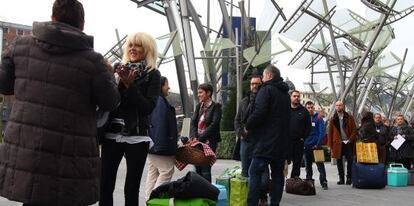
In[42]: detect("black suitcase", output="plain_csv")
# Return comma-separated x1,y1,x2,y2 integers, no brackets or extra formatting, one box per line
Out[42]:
352,162,386,189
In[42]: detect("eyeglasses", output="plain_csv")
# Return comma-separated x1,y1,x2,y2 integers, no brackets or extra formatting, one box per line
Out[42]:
250,83,261,85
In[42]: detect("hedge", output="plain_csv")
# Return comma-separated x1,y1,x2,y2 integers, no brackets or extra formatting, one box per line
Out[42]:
216,131,236,159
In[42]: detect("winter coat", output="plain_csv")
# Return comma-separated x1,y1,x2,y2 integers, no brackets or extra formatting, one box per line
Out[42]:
304,112,326,147
0,21,120,206
105,68,160,137
149,96,178,155
358,121,380,143
190,102,222,143
388,124,414,160
374,123,389,146
327,112,357,159
289,104,311,142
234,92,256,139
245,77,291,160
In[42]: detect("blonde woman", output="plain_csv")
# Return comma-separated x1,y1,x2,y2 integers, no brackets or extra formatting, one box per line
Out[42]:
100,32,161,206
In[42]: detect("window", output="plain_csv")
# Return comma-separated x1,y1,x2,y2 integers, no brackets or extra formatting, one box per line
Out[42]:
2,27,8,34
17,29,23,35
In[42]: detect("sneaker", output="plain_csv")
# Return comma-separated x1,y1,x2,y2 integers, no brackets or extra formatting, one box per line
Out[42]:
321,183,328,190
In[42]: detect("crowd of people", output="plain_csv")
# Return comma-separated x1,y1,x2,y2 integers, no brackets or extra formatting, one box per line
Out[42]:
1,0,414,206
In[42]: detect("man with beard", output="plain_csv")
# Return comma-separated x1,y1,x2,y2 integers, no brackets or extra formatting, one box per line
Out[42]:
288,90,311,178
327,101,357,185
234,75,269,205
304,101,328,190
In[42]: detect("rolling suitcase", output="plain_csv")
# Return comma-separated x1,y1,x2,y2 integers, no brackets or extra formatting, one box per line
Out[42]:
352,162,386,189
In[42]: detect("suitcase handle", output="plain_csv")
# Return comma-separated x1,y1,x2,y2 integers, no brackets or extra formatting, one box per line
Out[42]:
389,163,404,168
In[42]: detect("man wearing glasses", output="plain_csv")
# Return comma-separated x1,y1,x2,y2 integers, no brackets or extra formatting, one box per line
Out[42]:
234,74,269,205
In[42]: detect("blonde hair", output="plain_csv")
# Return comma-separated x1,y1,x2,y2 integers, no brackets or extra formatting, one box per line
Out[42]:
122,32,158,69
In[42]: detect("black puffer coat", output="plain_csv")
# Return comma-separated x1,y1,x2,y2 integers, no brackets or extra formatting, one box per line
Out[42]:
0,21,120,206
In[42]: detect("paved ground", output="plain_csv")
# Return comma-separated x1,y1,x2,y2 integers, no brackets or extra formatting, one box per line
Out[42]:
1,159,414,205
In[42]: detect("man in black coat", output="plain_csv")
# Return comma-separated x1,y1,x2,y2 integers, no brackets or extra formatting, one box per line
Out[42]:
245,65,291,206
234,75,262,177
288,90,311,178
234,75,269,204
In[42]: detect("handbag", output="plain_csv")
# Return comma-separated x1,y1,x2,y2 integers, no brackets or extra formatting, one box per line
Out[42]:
285,177,316,196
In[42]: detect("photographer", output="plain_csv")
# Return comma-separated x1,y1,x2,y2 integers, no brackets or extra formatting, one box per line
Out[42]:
100,32,161,206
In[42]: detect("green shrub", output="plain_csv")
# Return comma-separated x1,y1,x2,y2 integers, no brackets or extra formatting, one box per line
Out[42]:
220,87,236,131
216,131,236,159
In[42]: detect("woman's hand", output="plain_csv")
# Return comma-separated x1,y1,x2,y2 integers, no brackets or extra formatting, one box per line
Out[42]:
117,67,137,88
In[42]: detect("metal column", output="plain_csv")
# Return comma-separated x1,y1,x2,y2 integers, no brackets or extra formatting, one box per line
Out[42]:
164,0,192,117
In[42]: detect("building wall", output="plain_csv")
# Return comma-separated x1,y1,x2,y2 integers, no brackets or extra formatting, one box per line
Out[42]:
0,21,31,106
1,21,32,57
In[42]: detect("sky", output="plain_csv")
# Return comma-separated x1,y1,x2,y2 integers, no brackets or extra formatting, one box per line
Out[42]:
1,0,414,94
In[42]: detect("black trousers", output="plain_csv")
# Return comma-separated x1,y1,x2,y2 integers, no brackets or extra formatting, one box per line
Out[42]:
337,142,354,179
290,140,304,178
195,141,217,183
99,139,149,206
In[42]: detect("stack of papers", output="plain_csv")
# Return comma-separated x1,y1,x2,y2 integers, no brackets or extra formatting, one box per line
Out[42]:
391,134,406,150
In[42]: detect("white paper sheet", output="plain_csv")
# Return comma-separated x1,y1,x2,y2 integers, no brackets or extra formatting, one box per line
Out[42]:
391,134,406,150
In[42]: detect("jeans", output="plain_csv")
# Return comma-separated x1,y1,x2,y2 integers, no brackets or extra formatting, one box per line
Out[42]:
195,141,217,183
248,157,284,206
337,143,354,180
100,139,149,206
304,146,327,185
241,139,269,200
240,139,253,177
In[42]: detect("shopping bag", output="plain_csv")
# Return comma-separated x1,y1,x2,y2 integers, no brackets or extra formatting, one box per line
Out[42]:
313,149,325,162
230,176,248,206
356,142,379,163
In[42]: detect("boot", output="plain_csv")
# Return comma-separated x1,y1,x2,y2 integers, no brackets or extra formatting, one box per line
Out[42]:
337,176,344,185
346,177,352,185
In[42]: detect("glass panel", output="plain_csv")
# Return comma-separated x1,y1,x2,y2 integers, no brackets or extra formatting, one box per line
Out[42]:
204,37,236,52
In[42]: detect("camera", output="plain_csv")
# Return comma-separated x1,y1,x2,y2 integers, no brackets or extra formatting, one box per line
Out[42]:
121,61,147,79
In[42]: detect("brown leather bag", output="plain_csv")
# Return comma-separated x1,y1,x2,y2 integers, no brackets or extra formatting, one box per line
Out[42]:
285,177,316,196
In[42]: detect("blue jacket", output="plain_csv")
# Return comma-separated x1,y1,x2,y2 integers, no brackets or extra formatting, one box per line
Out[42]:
149,96,178,155
304,112,326,147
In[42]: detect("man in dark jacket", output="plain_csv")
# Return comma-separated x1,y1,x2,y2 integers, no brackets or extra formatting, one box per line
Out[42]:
374,113,389,163
0,1,120,206
246,65,290,206
288,90,311,178
234,75,269,205
389,114,414,169
234,75,262,177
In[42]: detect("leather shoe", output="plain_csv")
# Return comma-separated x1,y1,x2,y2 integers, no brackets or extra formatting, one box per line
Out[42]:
346,178,352,185
337,180,344,185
